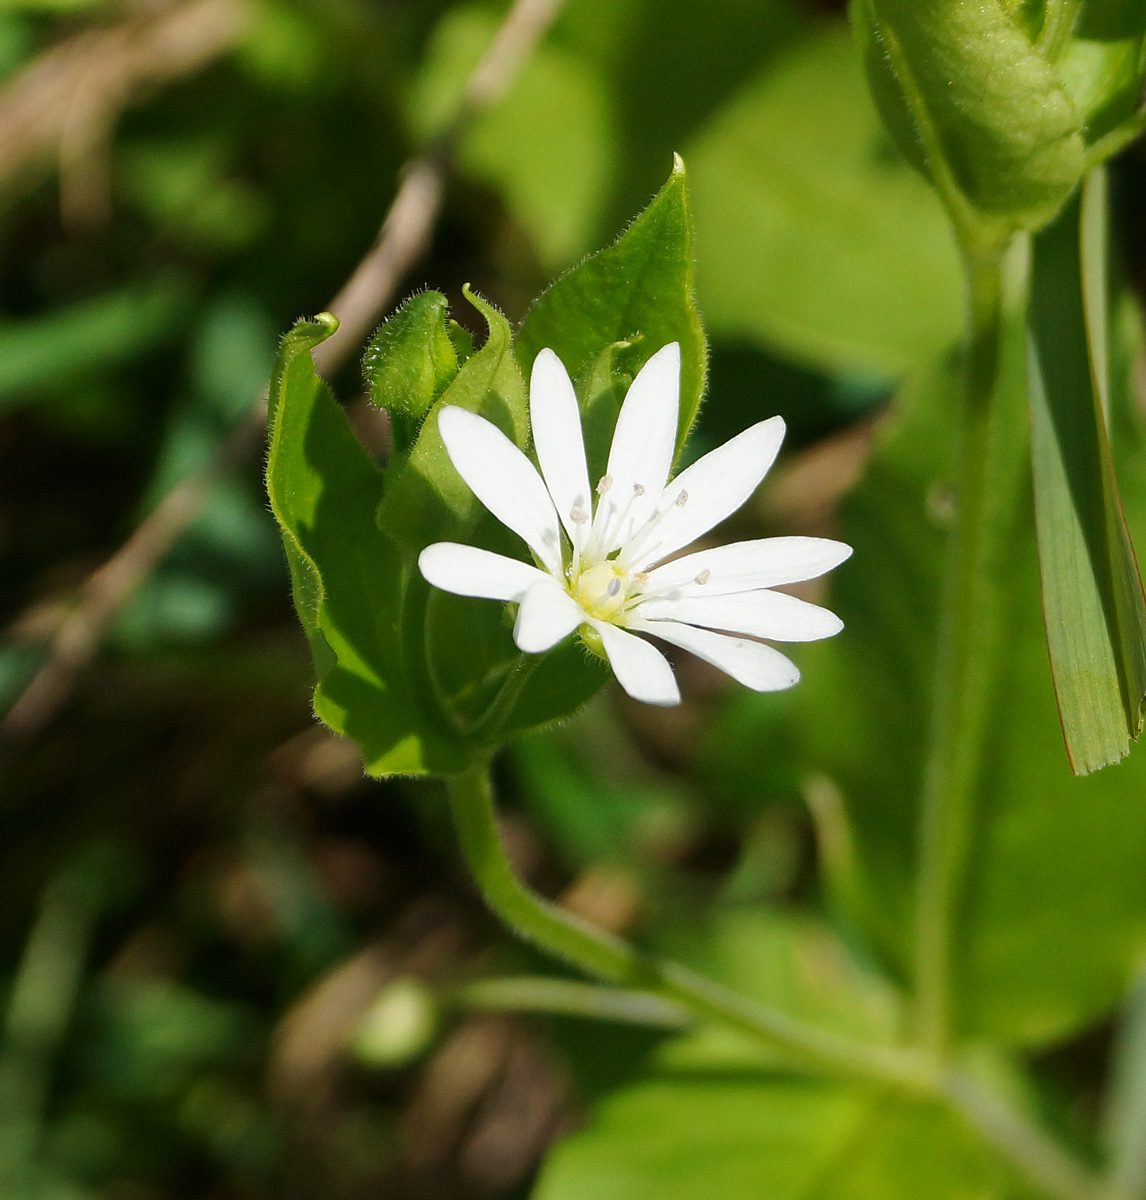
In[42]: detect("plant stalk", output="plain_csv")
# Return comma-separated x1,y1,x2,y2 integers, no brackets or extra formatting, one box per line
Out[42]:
914,236,1021,1057
447,762,934,1089
449,762,1116,1200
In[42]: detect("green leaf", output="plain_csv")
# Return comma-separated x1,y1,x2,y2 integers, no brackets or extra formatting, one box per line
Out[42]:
799,312,1146,1046
362,290,459,458
1058,1,1146,146
516,155,707,456
379,286,528,554
686,27,963,379
652,908,902,1075
1028,169,1146,774
0,276,188,412
534,1077,1014,1200
266,314,466,777
854,0,1086,231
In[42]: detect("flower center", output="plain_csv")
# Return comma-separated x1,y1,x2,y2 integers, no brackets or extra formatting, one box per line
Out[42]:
571,560,629,620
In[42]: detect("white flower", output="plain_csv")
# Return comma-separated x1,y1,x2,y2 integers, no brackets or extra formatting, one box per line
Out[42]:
418,342,851,707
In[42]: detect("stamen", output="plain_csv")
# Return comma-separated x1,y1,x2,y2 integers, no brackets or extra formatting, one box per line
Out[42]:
570,505,589,525
675,490,689,507
694,569,711,585
634,572,649,586
607,578,622,598
632,482,646,496
597,474,613,496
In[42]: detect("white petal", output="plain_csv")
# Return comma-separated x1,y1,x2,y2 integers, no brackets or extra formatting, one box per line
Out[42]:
438,406,563,575
631,417,786,568
630,618,800,692
514,576,585,653
531,349,592,550
591,619,680,706
643,537,853,597
636,589,843,642
595,343,680,551
418,543,545,601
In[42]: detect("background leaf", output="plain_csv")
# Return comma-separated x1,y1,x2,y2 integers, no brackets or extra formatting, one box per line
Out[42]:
686,27,962,379
797,303,1146,1046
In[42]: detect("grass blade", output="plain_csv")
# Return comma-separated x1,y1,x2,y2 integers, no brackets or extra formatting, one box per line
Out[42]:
1028,168,1146,774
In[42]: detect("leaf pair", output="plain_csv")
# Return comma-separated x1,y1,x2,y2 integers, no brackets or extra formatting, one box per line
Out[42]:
266,158,707,777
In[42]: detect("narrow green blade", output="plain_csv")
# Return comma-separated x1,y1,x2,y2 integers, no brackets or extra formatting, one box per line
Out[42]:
1028,169,1146,774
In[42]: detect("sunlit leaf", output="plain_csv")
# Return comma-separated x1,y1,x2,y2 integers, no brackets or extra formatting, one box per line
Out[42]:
516,154,707,453
362,289,459,457
265,314,466,777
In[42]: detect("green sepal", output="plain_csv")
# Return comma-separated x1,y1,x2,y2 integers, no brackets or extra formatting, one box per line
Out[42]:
516,154,707,457
379,286,528,555
266,313,467,777
853,0,1086,232
362,290,459,458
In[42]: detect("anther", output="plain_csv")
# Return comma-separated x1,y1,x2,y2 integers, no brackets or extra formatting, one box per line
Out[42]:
597,474,613,496
675,490,689,507
634,572,649,586
570,505,589,525
607,578,622,598
632,482,646,496
694,569,711,585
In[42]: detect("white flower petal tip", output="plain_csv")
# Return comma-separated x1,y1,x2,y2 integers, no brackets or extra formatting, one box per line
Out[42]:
419,343,848,709
418,543,544,602
634,620,801,693
591,620,681,707
514,577,585,654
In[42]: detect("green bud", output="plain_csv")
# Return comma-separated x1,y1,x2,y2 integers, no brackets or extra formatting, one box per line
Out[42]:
363,290,459,458
853,0,1087,232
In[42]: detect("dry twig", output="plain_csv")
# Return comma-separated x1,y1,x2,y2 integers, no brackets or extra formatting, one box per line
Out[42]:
1,0,568,752
0,0,249,228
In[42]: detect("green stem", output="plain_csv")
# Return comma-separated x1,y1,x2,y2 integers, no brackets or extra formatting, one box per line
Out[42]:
448,763,934,1089
454,976,692,1028
449,763,1116,1200
914,238,1020,1057
944,1069,1104,1200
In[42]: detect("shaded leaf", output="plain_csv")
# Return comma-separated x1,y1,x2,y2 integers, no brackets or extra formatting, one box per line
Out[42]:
0,277,188,411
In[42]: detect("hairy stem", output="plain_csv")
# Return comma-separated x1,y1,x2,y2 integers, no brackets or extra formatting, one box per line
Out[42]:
914,237,1022,1056
447,763,934,1089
